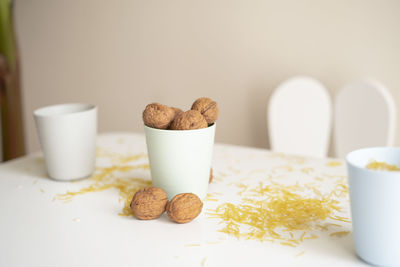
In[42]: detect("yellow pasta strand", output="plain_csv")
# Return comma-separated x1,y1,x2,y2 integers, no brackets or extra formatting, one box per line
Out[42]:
366,160,400,171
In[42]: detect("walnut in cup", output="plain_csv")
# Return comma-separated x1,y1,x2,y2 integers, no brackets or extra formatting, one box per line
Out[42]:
169,110,208,130
143,103,175,129
191,97,219,125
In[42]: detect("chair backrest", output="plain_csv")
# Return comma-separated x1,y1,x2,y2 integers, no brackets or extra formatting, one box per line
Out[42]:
268,76,332,157
334,80,396,158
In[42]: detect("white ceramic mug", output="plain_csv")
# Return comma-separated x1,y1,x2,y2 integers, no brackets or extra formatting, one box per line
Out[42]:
144,124,216,200
34,103,97,181
346,147,400,266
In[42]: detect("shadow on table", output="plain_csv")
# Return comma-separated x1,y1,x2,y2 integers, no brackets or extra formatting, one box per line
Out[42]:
305,231,367,266
120,213,173,223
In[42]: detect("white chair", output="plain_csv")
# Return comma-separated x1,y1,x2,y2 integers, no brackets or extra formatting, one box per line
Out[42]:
334,80,396,158
268,76,332,157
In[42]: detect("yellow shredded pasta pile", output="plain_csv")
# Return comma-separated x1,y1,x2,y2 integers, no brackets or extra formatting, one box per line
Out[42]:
54,151,151,216
366,160,400,171
208,182,350,245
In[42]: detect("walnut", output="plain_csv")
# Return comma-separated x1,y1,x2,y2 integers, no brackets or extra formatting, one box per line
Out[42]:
171,107,184,118
191,97,219,124
169,110,207,130
143,103,175,129
166,193,203,223
209,168,213,183
130,187,168,220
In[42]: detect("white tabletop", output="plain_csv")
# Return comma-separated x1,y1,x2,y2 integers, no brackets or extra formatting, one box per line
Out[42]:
0,133,367,267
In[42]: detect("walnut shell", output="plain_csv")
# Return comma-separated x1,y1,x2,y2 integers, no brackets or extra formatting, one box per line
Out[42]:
171,107,184,118
209,168,213,183
130,187,168,220
166,193,203,223
169,110,207,130
191,97,219,124
143,103,175,129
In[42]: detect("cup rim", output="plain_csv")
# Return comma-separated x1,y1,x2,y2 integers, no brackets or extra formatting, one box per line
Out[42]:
34,103,96,118
144,122,216,133
346,146,400,174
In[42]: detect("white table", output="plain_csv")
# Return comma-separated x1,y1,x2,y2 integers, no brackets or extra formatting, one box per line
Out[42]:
0,133,367,267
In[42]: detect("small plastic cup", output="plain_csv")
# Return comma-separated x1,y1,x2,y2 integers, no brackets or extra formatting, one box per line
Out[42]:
34,103,97,181
144,124,216,200
346,147,400,266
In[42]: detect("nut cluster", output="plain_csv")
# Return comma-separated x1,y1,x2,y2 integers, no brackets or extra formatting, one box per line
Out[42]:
130,187,203,224
143,97,219,130
136,97,218,224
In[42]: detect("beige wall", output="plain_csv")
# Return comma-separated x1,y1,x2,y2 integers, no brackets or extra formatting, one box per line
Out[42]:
14,0,400,155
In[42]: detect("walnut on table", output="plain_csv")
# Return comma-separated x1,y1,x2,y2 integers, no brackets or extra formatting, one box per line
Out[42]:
166,193,203,223
130,187,168,220
191,97,219,125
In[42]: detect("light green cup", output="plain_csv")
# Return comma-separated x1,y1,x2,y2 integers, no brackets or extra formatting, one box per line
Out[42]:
144,124,216,200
